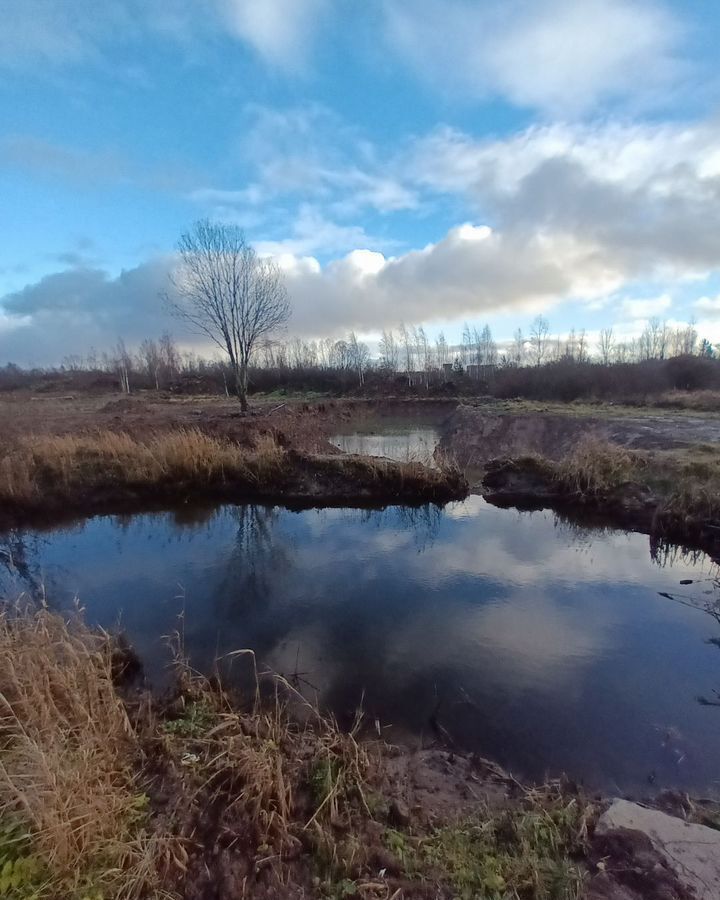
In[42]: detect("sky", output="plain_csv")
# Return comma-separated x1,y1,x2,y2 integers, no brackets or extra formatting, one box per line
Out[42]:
2,0,720,365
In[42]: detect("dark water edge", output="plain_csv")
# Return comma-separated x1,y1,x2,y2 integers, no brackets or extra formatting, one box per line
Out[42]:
2,496,720,797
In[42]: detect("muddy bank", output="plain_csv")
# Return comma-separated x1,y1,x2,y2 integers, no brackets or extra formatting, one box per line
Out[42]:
437,401,720,557
441,402,720,468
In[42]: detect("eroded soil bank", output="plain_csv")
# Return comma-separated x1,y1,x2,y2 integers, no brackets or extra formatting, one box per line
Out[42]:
439,401,720,559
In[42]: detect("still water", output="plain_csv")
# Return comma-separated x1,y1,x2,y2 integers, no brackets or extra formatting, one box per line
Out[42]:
330,424,441,466
2,497,720,795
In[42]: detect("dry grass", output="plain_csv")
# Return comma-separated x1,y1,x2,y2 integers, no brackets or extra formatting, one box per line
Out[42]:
555,437,644,496
160,640,372,852
653,389,720,412
0,603,173,898
0,428,467,517
0,428,286,506
551,437,720,526
0,606,599,899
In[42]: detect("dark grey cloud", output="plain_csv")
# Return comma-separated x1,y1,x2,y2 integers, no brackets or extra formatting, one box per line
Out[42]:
0,259,176,366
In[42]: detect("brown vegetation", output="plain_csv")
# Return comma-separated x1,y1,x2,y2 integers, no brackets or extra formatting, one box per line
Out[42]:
0,605,174,898
0,604,603,900
483,437,720,555
0,428,467,524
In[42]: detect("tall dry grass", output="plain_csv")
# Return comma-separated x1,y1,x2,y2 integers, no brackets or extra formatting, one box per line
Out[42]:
553,437,720,525
0,428,285,506
161,639,372,853
555,437,644,496
0,604,173,898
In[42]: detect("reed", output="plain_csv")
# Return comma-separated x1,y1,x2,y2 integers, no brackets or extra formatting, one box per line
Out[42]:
0,603,171,898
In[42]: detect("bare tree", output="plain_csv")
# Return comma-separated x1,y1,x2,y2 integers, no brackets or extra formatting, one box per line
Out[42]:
348,332,370,386
598,327,615,365
529,316,550,366
435,332,449,367
168,220,290,411
398,322,415,372
379,329,399,372
478,324,497,366
511,328,526,366
114,339,132,394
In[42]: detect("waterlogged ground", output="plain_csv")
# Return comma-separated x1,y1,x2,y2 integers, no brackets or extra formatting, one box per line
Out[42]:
3,495,720,796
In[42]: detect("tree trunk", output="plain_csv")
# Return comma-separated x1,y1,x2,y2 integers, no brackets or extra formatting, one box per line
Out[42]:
234,364,248,412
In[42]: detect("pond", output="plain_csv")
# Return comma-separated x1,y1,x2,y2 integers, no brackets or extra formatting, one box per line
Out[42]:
3,496,720,795
329,423,441,466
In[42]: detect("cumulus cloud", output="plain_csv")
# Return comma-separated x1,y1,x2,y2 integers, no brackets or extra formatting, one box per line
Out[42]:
408,120,720,281
384,0,685,114
0,221,625,365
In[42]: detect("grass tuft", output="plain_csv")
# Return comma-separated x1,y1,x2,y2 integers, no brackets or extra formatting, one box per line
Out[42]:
555,437,644,496
0,602,171,899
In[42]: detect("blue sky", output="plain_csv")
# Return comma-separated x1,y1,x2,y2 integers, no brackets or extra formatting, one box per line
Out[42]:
2,0,720,364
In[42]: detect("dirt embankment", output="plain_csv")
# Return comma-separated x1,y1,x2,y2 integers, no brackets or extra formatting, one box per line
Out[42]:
440,403,720,470
440,403,720,558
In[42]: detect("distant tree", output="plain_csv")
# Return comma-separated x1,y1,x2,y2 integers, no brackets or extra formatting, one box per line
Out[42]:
511,328,526,366
435,332,449,367
477,324,497,366
113,339,132,394
379,329,399,372
529,316,550,366
138,338,162,389
699,338,716,358
398,322,415,372
598,327,615,365
348,332,370,385
168,220,290,411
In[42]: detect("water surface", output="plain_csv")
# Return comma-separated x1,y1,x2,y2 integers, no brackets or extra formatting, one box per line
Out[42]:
330,423,440,466
3,497,720,795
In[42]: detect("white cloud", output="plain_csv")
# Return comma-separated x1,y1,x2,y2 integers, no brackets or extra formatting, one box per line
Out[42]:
384,0,685,114
214,0,329,68
254,205,387,257
0,221,626,363
0,0,327,72
693,294,720,319
620,293,672,319
191,104,419,227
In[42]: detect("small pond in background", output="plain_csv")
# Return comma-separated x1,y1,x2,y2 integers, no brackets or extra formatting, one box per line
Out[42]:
2,495,720,796
329,423,441,466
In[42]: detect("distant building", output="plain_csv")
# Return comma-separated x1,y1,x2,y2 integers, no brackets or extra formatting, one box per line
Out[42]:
466,363,497,381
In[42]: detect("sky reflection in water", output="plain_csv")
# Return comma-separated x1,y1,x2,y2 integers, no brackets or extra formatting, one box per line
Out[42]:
3,492,720,795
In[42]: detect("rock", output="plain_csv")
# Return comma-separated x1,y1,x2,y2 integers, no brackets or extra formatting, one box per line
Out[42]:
597,799,720,899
